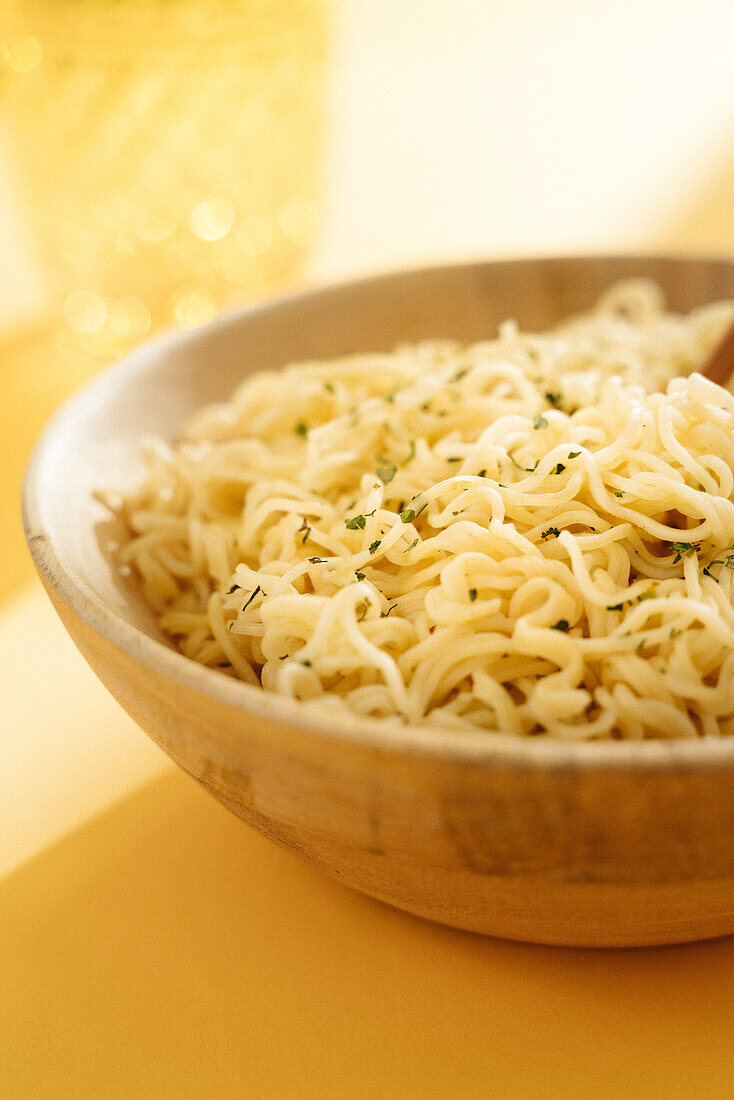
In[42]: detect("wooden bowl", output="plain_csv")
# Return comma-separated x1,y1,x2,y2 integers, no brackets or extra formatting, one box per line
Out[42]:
24,256,734,948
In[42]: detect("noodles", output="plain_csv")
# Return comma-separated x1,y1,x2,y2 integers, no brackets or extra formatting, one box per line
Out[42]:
112,279,734,739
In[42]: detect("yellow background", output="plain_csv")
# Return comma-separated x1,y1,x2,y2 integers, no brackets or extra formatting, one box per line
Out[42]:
4,1,734,1095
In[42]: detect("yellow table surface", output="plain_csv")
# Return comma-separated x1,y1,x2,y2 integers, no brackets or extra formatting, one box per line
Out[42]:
4,767,734,1100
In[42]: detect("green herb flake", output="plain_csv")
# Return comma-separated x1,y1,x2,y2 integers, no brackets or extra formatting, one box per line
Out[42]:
227,584,241,594
446,456,462,463
295,421,308,437
308,556,327,564
400,499,427,524
553,463,566,475
636,638,647,653
478,469,487,478
551,619,570,631
301,659,312,667
301,526,311,545
469,588,478,602
541,526,560,540
242,586,261,612
345,514,367,530
670,627,682,639
533,414,549,430
384,392,395,403
452,367,470,382
404,537,419,553
567,451,581,459
614,491,624,498
607,602,624,612
545,391,562,407
671,541,700,563
324,381,335,394
509,453,538,473
377,463,397,485
369,540,381,555
354,571,366,581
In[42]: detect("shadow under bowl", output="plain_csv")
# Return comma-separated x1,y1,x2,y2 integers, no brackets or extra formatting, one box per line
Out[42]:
23,255,734,947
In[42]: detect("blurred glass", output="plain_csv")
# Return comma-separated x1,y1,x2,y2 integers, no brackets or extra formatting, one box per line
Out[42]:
0,0,329,364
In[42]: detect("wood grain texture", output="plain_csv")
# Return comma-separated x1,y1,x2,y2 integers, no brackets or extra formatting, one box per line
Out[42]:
703,318,734,387
23,256,734,947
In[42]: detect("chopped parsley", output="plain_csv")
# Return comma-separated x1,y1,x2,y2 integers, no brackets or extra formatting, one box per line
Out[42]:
295,421,308,437
614,491,624,498
226,583,241,594
446,456,462,463
369,540,381,555
533,414,548,430
241,585,261,612
568,451,581,459
308,556,327,564
704,552,734,576
545,391,562,407
384,392,395,403
551,619,570,631
400,500,427,524
323,381,335,394
469,588,478,602
354,571,366,581
301,526,311,545
671,541,701,563
509,453,538,473
377,463,397,485
452,367,470,382
553,463,566,475
607,603,624,612
345,514,367,530
541,526,560,540
404,537,418,553
301,659,312,667
478,469,487,478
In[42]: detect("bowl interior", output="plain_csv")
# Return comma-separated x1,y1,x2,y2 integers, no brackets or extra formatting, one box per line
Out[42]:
24,254,734,747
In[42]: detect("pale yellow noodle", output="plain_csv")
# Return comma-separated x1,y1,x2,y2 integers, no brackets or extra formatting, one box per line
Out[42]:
112,278,734,739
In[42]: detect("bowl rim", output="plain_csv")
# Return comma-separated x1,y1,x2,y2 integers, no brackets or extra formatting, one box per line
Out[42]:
23,253,734,772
